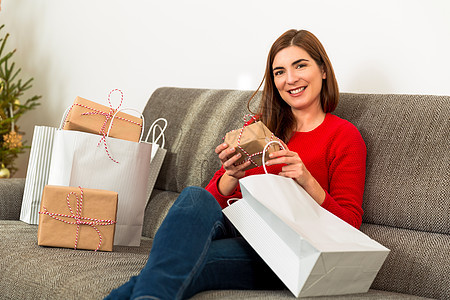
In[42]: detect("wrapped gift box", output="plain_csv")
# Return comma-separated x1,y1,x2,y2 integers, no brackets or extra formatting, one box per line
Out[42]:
38,185,118,252
63,96,143,142
224,121,281,171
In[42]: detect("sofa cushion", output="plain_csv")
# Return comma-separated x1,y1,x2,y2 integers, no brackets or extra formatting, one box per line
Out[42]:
0,222,432,300
0,178,25,220
361,223,450,299
191,289,431,300
334,94,449,235
0,220,151,300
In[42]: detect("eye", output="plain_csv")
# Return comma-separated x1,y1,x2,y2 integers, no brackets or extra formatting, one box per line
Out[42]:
273,70,284,76
296,64,306,69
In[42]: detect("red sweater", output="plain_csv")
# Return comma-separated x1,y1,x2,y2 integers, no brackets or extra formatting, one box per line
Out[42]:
205,113,367,229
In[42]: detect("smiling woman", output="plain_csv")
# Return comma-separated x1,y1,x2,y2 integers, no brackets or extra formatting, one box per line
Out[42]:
251,29,339,142
272,46,327,130
106,29,367,300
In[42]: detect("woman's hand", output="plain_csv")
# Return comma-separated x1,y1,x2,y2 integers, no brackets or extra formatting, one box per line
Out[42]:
265,141,311,186
265,141,326,205
215,143,251,196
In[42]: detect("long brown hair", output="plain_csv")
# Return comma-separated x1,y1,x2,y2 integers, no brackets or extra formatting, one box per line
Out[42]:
248,29,339,142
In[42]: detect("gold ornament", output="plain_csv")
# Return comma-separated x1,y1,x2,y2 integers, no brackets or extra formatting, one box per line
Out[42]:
0,164,10,179
14,98,20,108
3,131,23,149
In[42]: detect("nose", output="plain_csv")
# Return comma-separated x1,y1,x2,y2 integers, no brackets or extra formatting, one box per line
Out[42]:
286,69,299,85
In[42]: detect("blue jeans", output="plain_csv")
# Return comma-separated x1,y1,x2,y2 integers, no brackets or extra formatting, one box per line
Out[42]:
105,186,284,300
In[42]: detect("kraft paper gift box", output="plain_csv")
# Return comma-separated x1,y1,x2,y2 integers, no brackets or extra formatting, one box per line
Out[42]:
38,185,118,252
224,121,281,171
63,96,143,142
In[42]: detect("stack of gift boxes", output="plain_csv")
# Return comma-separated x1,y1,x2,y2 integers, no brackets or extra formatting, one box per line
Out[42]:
38,92,144,252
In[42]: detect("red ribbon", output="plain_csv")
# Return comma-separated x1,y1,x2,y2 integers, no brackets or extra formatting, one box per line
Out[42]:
39,186,116,252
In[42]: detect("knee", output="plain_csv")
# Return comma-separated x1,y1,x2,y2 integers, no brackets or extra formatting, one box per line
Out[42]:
174,186,219,211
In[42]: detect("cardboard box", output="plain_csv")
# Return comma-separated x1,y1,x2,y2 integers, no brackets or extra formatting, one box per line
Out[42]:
63,96,143,142
224,121,280,171
38,185,118,252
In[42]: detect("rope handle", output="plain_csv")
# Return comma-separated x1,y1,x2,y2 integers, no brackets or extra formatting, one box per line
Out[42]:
262,140,285,174
59,105,73,130
107,108,145,141
227,198,241,206
145,118,168,148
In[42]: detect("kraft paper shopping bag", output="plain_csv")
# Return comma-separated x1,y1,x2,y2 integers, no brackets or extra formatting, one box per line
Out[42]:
223,174,390,298
20,126,57,224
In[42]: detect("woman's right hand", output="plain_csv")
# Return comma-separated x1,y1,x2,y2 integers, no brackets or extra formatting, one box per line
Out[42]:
215,143,251,195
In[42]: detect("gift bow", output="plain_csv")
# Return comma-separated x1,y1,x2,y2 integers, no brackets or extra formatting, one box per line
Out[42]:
224,114,276,168
39,186,116,252
69,89,142,163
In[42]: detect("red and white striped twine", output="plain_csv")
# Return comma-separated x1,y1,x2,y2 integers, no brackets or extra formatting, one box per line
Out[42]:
39,186,116,252
66,89,142,163
224,114,275,167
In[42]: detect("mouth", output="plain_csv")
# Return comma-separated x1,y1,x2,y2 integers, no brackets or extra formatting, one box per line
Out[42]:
288,86,306,95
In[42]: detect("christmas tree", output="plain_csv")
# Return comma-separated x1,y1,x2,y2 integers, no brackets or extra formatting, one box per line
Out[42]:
0,24,41,177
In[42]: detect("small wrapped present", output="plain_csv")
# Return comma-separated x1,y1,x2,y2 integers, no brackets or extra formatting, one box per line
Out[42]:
38,185,118,252
63,91,143,142
224,120,281,171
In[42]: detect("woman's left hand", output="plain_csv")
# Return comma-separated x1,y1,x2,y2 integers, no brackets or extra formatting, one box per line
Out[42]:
265,140,326,205
264,140,312,187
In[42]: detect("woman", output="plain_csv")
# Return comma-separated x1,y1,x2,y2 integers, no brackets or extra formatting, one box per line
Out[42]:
106,29,366,300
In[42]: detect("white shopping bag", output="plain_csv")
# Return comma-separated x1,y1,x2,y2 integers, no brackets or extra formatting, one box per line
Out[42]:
223,173,389,298
143,118,167,205
47,111,166,246
20,126,57,224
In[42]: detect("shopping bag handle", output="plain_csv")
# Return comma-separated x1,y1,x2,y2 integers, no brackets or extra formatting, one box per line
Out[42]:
227,198,241,206
59,105,73,130
151,124,165,148
145,118,168,148
262,140,285,174
107,108,146,142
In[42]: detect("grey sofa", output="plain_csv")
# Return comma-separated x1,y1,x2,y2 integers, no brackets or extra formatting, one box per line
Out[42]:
0,87,449,300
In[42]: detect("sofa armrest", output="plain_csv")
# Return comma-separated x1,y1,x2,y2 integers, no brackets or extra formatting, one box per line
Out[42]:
0,178,25,220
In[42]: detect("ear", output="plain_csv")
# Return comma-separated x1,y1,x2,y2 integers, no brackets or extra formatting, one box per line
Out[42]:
321,65,326,79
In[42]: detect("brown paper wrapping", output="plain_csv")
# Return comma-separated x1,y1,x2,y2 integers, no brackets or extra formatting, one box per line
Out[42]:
38,185,118,252
224,121,281,171
63,96,143,142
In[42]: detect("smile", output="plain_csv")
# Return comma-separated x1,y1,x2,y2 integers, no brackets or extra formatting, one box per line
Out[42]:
289,87,306,94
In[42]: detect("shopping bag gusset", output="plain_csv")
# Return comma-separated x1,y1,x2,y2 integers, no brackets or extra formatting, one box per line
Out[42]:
20,126,57,224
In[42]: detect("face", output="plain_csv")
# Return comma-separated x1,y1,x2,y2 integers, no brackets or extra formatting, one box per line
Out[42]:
272,46,326,114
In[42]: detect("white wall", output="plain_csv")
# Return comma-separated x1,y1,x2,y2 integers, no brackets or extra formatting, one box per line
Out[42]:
1,0,450,177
